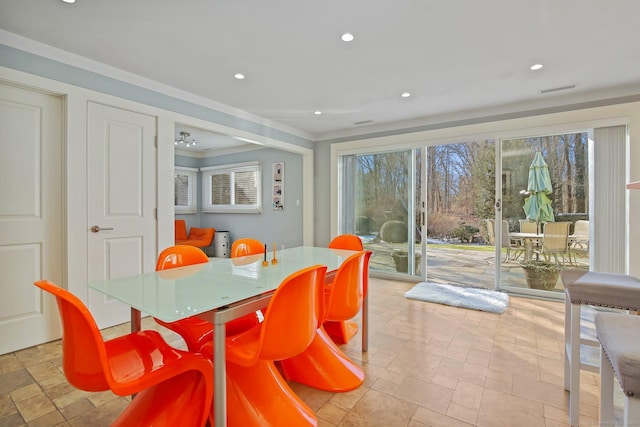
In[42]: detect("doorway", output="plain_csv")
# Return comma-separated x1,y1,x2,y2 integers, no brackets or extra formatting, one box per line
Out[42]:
86,102,158,329
0,82,63,354
498,132,590,296
340,149,422,278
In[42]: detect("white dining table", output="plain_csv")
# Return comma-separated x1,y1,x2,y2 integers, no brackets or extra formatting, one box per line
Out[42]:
87,246,363,426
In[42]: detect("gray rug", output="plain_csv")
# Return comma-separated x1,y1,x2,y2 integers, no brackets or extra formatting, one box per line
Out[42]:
405,282,509,314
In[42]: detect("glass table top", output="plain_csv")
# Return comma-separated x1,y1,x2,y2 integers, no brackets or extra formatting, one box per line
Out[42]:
87,246,357,322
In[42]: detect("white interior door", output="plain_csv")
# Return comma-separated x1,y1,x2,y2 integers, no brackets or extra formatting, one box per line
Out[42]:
87,102,157,329
0,82,63,354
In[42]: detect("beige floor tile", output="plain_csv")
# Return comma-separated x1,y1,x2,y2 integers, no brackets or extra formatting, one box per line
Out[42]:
0,393,18,420
412,406,475,427
394,376,454,414
447,401,479,425
13,393,57,423
477,388,545,427
340,389,417,427
0,369,34,395
0,354,23,376
452,381,484,410
316,402,348,425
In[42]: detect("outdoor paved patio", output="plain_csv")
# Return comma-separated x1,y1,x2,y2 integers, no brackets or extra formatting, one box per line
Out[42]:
364,240,589,293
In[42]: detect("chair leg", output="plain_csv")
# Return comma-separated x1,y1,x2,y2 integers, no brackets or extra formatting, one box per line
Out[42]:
279,326,364,392
324,320,357,345
225,360,317,427
599,348,614,425
112,371,210,427
569,302,582,426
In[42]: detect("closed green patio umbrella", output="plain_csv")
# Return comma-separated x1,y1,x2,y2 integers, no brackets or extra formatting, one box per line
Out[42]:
523,151,554,232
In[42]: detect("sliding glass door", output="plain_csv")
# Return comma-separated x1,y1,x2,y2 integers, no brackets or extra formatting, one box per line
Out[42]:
338,131,592,294
498,132,590,296
341,149,422,278
423,141,497,289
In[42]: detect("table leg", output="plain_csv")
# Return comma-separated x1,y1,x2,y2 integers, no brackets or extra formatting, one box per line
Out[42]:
214,314,227,426
362,293,368,352
131,308,141,333
130,308,142,399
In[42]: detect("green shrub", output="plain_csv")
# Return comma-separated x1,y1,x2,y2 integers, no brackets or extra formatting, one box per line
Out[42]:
380,220,408,243
451,224,480,242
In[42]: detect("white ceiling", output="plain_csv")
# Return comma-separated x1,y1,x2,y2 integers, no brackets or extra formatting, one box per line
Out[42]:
2,0,640,143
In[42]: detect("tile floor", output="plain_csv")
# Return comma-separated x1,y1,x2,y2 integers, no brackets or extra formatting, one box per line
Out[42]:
1,278,609,426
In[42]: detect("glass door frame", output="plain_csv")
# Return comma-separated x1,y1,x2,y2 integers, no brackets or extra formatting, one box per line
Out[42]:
337,148,425,281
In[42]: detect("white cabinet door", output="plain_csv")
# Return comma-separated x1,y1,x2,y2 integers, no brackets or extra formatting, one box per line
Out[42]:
86,102,157,329
0,82,62,354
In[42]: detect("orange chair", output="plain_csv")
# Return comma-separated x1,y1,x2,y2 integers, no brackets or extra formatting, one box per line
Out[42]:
154,245,259,351
231,237,268,317
279,251,371,392
231,237,265,258
174,219,215,249
202,265,327,426
328,234,364,251
325,234,367,344
34,280,212,427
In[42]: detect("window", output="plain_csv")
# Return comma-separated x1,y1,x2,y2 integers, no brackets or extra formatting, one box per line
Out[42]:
174,166,198,213
201,161,262,213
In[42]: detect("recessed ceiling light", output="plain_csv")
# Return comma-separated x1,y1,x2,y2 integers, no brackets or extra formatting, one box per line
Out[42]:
314,111,322,115
341,33,354,42
62,0,76,3
401,92,411,98
530,63,544,71
234,73,245,80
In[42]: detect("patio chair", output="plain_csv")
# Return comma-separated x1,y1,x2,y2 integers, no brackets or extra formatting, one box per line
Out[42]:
502,220,525,262
519,219,539,234
569,220,589,264
484,219,524,262
533,221,572,265
484,219,495,246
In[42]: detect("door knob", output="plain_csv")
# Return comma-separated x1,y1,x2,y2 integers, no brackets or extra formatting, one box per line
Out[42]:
91,225,114,233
